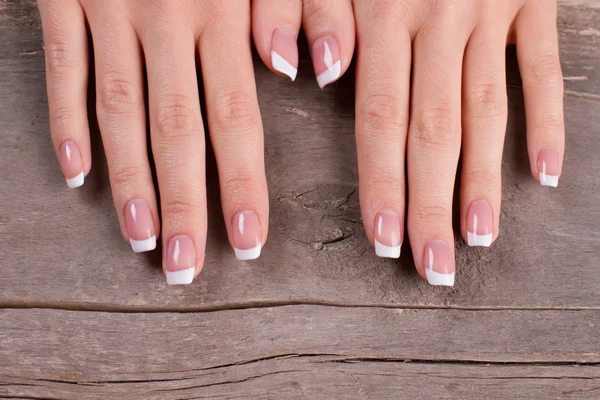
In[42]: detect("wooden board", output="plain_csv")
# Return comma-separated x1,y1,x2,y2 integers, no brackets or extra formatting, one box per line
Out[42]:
0,1,599,399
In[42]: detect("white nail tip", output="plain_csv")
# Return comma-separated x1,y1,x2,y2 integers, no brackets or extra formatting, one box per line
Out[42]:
166,267,195,285
271,51,297,81
130,236,157,253
234,243,262,261
467,232,493,247
66,172,84,189
539,172,559,187
316,60,341,88
425,269,455,287
375,240,401,258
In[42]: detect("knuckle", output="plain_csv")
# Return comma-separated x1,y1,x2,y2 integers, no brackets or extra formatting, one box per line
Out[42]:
465,82,507,120
526,55,563,88
362,93,408,133
463,168,499,188
45,42,78,73
112,164,146,191
303,0,333,19
414,204,452,225
161,198,200,225
411,106,458,148
98,77,141,114
51,106,73,132
213,89,259,133
155,94,200,138
364,173,404,194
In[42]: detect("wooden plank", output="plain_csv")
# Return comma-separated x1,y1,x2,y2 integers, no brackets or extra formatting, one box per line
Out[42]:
1,307,600,399
0,1,598,310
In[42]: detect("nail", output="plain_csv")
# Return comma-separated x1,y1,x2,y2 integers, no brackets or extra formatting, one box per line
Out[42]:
59,141,84,188
466,200,493,247
125,199,157,253
232,211,262,261
271,28,298,81
538,148,560,187
312,35,341,89
424,240,455,287
166,235,196,285
373,210,401,258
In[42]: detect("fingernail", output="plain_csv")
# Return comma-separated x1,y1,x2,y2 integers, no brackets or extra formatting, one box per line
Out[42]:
312,35,341,89
373,210,401,258
424,240,455,287
538,148,560,187
59,141,84,189
271,28,298,81
466,200,493,247
166,235,196,285
232,211,262,261
125,199,157,253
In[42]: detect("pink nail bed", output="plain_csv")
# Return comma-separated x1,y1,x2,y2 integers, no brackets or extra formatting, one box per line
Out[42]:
424,240,455,287
466,200,493,247
125,199,156,253
59,141,84,188
538,148,560,187
373,210,402,258
166,235,196,285
311,35,341,88
271,28,298,81
232,211,262,261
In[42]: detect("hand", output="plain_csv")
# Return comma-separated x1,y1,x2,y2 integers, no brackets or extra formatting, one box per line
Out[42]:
38,0,270,285
258,0,564,286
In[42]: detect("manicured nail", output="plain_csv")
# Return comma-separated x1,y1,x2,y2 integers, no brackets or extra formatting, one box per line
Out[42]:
166,235,196,285
424,240,455,287
312,35,341,89
373,210,401,258
466,200,493,247
232,211,262,261
125,199,157,253
538,148,560,187
59,141,84,188
271,28,298,81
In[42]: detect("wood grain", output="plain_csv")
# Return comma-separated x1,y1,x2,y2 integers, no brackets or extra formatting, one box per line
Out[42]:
1,307,600,399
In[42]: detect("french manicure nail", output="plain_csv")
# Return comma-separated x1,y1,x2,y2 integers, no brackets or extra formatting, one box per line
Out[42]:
424,240,455,287
271,28,298,81
166,235,196,285
59,141,84,189
232,211,262,261
466,200,493,247
312,35,341,89
125,199,157,253
373,210,401,258
538,148,560,187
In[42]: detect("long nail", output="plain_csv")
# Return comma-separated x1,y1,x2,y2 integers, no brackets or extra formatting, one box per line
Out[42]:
166,235,196,285
271,28,298,81
424,240,455,287
232,211,262,261
125,199,157,253
59,141,84,188
466,200,493,247
312,35,341,89
373,210,401,258
538,148,560,187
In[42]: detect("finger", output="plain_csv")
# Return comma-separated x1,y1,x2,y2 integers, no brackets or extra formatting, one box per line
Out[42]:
353,2,412,258
460,23,510,248
302,0,355,88
38,0,90,188
88,4,159,253
200,4,269,261
252,0,302,81
516,0,565,187
137,19,206,285
407,22,471,287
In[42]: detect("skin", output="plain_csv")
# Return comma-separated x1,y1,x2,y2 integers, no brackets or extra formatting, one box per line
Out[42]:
39,0,564,284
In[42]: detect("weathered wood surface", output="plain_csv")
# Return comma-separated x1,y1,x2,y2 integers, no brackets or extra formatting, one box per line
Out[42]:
0,0,599,399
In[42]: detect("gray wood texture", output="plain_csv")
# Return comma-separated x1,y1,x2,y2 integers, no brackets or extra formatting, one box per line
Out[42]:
0,0,599,398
